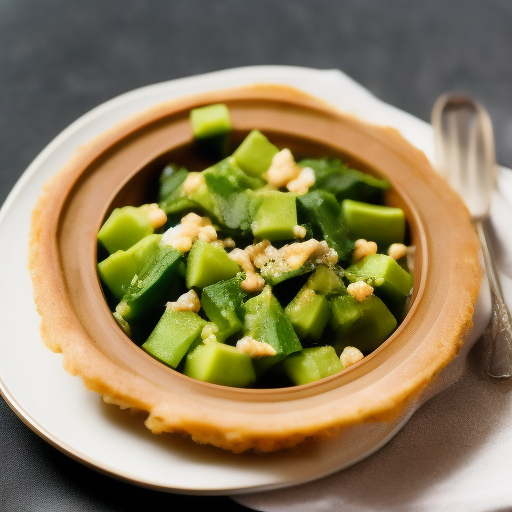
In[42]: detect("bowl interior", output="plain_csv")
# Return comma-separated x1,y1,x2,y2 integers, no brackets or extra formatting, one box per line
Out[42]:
54,88,429,404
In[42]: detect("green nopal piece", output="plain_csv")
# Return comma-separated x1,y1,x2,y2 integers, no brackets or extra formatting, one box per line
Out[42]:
346,253,413,318
142,310,206,368
244,286,302,374
297,190,354,262
301,158,389,203
329,294,361,333
285,289,331,340
251,191,298,241
342,199,405,250
184,341,256,387
186,239,240,289
158,164,189,203
335,295,397,354
98,234,162,300
201,275,246,341
117,246,183,322
190,103,232,160
232,129,279,178
281,346,343,385
305,265,345,296
98,206,154,254
202,158,263,235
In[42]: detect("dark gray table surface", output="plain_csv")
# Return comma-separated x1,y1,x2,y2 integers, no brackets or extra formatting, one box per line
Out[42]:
2,1,512,511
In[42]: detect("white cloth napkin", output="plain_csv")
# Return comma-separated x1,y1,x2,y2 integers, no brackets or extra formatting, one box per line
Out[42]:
234,71,512,512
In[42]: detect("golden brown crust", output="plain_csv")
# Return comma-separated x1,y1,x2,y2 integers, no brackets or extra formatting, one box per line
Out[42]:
28,84,482,453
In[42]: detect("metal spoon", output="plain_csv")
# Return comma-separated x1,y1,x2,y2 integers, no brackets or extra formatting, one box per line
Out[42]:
432,93,512,378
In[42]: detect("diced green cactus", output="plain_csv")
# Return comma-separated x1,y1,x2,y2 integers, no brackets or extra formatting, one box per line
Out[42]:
184,341,256,387
281,346,343,385
98,206,154,254
232,129,279,178
251,191,297,241
342,199,405,250
186,239,240,289
142,310,206,368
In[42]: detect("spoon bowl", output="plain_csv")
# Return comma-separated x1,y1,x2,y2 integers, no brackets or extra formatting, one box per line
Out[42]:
432,94,496,222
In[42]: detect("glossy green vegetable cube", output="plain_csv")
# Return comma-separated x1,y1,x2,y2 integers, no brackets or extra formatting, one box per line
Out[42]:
98,234,162,300
98,250,138,300
186,239,240,289
232,129,279,177
281,346,343,385
98,206,154,254
342,199,405,250
142,310,206,368
117,246,183,322
201,276,246,341
190,104,232,139
244,286,302,374
329,294,361,333
190,103,232,159
252,191,297,241
336,295,397,353
129,234,163,269
305,265,345,295
285,289,331,340
346,253,413,317
184,341,256,387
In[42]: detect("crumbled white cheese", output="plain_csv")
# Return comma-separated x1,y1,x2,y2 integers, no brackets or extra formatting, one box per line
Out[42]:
340,346,364,368
353,239,378,262
246,240,272,269
236,336,276,358
200,323,218,344
264,149,302,188
293,225,307,239
142,203,168,229
229,248,255,273
223,237,236,248
166,289,201,313
197,225,218,243
388,243,408,260
406,245,416,272
281,239,337,269
181,212,211,227
161,213,217,252
347,281,374,301
240,271,265,293
182,172,204,195
286,167,316,195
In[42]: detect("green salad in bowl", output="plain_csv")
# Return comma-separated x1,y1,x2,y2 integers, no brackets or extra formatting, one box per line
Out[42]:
96,103,414,389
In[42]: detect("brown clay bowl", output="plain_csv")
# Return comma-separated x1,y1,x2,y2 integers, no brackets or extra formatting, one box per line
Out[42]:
29,84,481,453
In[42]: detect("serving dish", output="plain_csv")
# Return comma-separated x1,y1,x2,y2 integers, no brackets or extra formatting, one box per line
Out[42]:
29,81,481,454
0,66,490,493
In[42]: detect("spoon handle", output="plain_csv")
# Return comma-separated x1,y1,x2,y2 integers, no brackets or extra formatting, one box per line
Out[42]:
477,221,512,378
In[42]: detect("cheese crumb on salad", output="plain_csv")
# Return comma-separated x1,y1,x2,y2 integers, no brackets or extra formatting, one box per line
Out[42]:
347,281,374,301
166,289,201,313
340,346,364,367
236,336,276,358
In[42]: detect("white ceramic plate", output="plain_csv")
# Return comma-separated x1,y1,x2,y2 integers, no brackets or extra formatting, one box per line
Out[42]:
0,66,491,495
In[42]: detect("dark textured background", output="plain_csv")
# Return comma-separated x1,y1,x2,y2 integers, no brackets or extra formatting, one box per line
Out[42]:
1,1,511,510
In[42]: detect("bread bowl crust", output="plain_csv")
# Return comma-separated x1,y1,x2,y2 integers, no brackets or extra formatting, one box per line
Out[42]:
29,84,481,453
